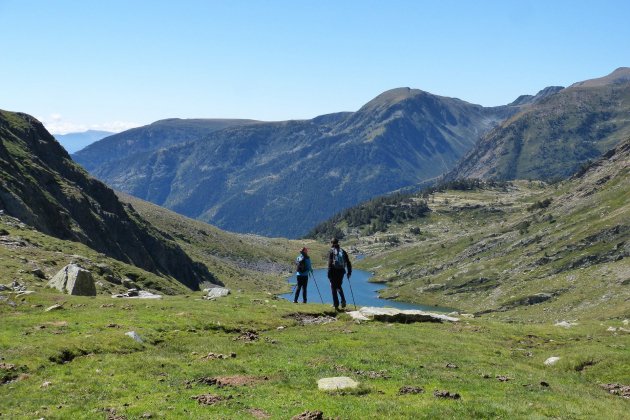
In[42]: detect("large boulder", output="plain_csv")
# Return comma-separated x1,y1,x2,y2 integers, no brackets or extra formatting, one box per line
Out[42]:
204,287,230,299
347,307,459,323
47,264,96,296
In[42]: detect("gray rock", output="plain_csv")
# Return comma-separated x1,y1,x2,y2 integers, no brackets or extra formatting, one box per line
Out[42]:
125,331,143,343
47,264,96,296
205,287,230,299
347,307,459,323
554,321,577,328
317,376,359,390
544,356,561,366
31,268,46,279
0,284,9,292
45,303,64,312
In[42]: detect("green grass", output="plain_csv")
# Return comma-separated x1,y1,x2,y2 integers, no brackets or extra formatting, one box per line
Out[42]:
1,291,628,419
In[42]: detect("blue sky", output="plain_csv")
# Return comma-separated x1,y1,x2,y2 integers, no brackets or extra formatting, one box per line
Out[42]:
1,0,629,134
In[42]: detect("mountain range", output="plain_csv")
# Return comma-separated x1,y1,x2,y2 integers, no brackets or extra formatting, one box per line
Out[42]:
53,129,113,153
74,89,528,237
73,68,630,238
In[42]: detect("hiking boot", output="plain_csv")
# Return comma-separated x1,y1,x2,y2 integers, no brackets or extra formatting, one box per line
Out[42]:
334,306,340,311
293,300,298,303
341,302,346,309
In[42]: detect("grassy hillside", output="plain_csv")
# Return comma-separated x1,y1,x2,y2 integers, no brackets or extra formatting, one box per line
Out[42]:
317,140,630,321
117,193,329,292
1,291,628,419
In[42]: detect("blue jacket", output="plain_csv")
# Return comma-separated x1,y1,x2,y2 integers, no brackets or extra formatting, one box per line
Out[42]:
296,254,312,277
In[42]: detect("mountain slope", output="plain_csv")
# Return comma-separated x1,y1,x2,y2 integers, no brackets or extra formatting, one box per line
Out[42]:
0,109,216,290
447,67,630,181
73,118,258,172
77,88,518,237
322,137,630,320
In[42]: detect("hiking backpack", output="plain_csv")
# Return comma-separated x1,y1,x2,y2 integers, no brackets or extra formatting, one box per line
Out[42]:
296,255,307,273
332,248,345,269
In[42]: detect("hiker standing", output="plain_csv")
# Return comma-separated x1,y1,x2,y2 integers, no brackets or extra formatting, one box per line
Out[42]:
294,247,312,303
328,238,352,311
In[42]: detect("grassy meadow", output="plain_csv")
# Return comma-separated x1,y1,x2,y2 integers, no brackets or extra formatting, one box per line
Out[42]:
1,291,628,419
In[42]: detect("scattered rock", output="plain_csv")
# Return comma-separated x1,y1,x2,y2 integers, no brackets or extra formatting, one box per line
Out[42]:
31,268,46,279
192,393,231,405
601,383,630,399
41,381,52,388
112,290,162,299
291,410,324,420
433,390,461,399
540,381,550,387
317,376,359,391
201,352,236,360
347,307,459,323
496,375,511,382
445,363,458,369
44,303,65,312
554,321,578,328
544,357,561,366
47,264,96,296
141,413,152,419
482,373,491,379
204,287,230,299
125,331,143,343
398,386,424,395
234,331,259,342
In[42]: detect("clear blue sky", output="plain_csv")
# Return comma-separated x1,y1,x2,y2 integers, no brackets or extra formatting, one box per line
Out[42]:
1,0,629,134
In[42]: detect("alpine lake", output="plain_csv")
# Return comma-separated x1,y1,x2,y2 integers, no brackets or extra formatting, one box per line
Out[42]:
281,268,453,312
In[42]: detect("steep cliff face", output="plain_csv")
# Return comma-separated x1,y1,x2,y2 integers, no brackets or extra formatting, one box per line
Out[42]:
0,110,218,290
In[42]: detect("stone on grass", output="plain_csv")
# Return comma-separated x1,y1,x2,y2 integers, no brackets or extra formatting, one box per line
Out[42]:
317,376,359,391
44,303,64,312
544,356,561,366
125,331,143,343
47,264,96,296
347,307,459,323
204,287,230,299
554,321,578,328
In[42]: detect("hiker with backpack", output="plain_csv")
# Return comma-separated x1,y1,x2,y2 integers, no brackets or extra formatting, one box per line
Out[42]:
328,238,352,311
294,247,312,303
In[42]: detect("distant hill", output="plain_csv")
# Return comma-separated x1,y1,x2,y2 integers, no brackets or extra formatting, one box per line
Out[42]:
74,88,522,238
73,118,258,172
54,130,113,153
0,109,217,290
446,67,630,181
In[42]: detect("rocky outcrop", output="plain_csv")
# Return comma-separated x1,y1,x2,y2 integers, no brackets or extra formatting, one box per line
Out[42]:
47,264,96,296
347,307,459,323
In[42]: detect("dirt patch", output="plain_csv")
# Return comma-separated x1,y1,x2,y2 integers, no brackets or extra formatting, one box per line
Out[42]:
334,365,389,379
398,386,424,395
284,313,337,325
192,393,232,405
291,410,324,420
247,408,271,419
574,359,598,372
433,390,461,399
601,383,630,399
196,375,268,387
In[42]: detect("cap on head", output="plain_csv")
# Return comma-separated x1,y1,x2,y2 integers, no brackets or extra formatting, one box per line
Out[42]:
331,238,339,245
300,247,308,253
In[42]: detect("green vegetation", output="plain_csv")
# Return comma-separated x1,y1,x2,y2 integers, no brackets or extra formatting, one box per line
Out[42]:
1,291,628,419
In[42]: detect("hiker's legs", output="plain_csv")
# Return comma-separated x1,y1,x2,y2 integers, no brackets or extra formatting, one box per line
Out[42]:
295,275,307,303
329,270,344,308
297,275,308,303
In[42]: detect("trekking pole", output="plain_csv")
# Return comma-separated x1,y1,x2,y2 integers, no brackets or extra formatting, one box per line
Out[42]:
346,273,357,310
309,271,324,304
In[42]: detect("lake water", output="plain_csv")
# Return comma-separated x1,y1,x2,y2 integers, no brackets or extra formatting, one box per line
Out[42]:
281,268,452,312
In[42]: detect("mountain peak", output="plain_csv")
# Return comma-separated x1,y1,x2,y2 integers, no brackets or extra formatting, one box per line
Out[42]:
570,67,630,88
358,87,426,112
